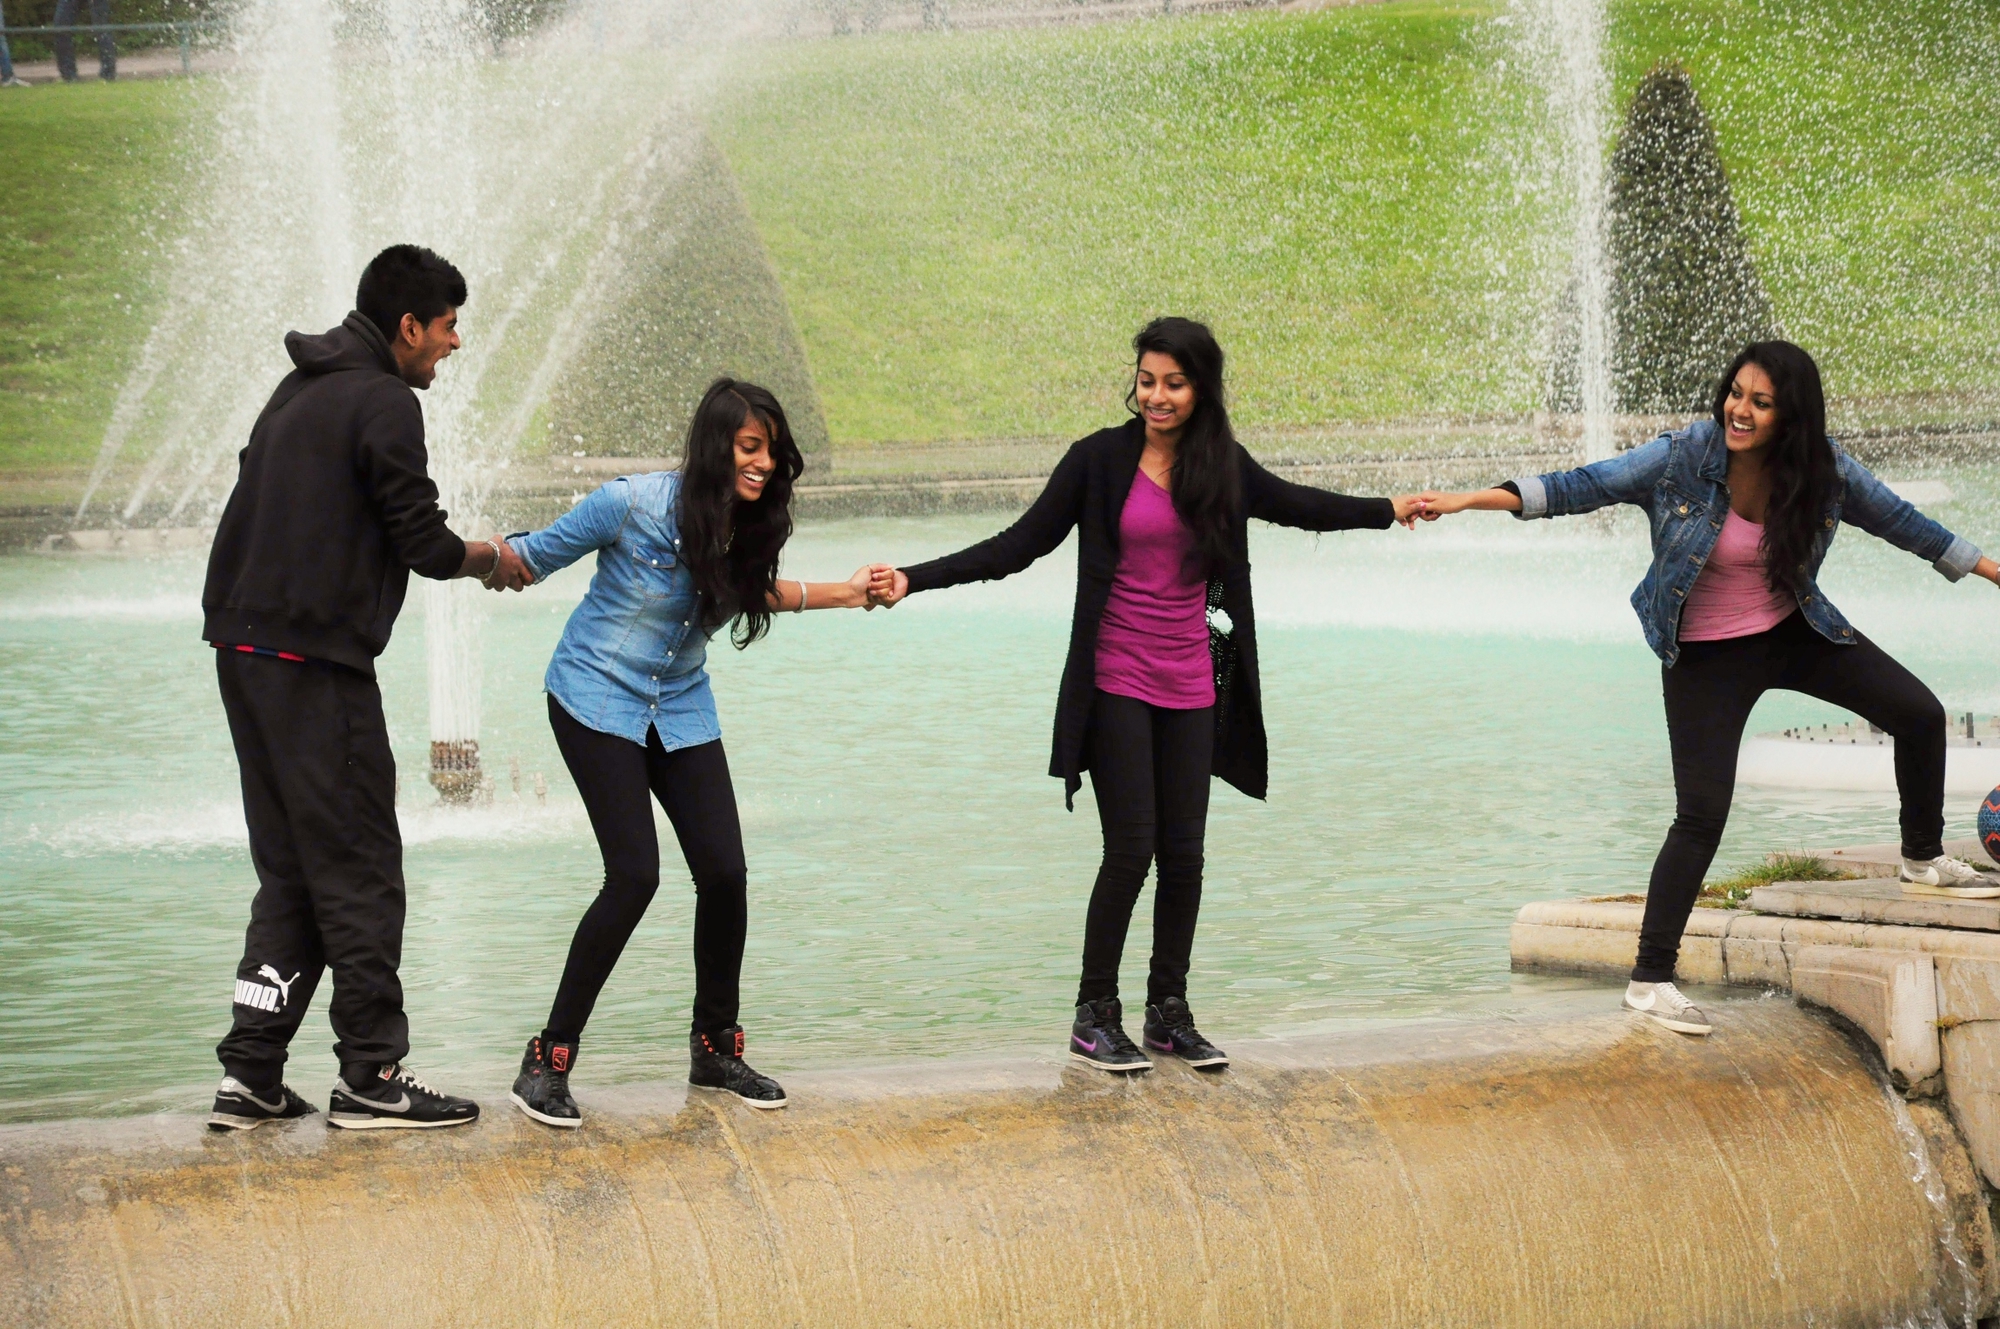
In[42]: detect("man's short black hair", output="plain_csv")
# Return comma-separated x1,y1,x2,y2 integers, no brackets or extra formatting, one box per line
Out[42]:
355,245,467,343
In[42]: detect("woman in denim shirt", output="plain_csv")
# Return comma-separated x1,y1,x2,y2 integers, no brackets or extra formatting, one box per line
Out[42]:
496,379,881,1125
1420,341,2000,1036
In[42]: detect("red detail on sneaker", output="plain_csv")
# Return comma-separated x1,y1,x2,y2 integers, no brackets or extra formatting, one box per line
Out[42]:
732,1030,745,1058
550,1045,570,1073
377,1064,395,1080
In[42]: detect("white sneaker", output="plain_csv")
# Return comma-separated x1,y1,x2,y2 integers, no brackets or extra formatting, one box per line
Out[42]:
1900,855,2000,898
1624,980,1712,1035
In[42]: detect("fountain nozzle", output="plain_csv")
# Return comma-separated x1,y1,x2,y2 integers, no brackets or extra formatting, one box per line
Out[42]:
428,739,483,805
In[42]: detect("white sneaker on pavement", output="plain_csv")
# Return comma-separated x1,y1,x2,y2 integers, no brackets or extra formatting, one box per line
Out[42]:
1624,980,1712,1035
1900,855,2000,899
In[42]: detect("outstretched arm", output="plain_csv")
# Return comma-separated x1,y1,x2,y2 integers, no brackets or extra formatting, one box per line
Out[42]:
1240,451,1403,530
1412,486,1525,517
769,566,888,611
874,443,1090,606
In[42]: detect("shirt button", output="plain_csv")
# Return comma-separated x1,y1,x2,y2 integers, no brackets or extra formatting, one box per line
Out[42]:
651,675,658,681
667,653,674,659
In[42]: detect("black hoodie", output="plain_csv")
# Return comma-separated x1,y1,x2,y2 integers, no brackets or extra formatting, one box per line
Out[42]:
202,312,466,676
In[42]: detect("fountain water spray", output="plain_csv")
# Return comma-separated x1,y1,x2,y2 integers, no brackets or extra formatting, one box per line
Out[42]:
1515,0,1615,463
78,0,756,803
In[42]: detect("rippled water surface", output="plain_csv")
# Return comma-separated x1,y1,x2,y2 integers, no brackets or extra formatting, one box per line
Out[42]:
6,481,1999,1121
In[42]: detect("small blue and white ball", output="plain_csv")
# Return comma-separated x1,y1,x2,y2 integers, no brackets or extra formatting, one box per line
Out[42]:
1980,785,2000,864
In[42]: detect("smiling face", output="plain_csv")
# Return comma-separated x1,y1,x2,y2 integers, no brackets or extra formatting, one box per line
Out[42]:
1134,351,1197,438
1722,361,1780,454
732,412,773,503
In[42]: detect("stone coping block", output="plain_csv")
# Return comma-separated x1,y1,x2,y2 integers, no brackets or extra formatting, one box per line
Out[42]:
1750,878,2000,932
1791,946,1941,1089
1811,837,1996,873
1512,901,2000,991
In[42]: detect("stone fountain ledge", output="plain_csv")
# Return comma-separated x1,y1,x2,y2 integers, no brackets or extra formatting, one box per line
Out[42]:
5,1002,1994,1326
1512,836,2000,1195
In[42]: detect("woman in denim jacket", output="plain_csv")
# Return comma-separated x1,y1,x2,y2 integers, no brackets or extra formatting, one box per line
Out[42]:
1419,341,2000,1036
493,379,882,1125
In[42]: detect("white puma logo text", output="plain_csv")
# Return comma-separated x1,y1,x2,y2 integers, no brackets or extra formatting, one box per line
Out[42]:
233,966,301,1013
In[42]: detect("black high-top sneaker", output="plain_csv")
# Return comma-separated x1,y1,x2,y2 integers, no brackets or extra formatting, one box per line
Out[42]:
1143,996,1229,1069
688,1027,787,1109
328,1062,480,1130
208,1075,318,1131
510,1035,581,1129
1070,997,1151,1073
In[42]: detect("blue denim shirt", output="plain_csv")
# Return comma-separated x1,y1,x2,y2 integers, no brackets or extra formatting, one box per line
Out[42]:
507,471,720,750
1511,418,1982,666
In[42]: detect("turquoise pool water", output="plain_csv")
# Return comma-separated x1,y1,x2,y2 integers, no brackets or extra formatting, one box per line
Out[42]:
5,485,1998,1122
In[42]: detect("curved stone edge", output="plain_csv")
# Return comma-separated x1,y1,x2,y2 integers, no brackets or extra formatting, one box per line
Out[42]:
1514,893,2000,1315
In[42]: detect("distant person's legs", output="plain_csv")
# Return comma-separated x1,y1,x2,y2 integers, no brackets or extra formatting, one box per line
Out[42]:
90,0,115,81
52,0,79,81
50,0,113,81
0,0,20,86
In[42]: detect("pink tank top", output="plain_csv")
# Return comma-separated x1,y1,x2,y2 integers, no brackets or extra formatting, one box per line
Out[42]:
1678,508,1797,642
1094,469,1215,709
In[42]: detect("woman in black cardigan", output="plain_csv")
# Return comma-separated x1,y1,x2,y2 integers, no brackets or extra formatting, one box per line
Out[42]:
872,319,1422,1073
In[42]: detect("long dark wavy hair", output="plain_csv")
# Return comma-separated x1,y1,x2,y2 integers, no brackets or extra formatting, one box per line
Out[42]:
676,377,804,649
1710,340,1838,598
1125,317,1242,576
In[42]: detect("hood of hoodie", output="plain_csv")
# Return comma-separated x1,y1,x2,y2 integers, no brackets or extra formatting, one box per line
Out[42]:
284,311,400,379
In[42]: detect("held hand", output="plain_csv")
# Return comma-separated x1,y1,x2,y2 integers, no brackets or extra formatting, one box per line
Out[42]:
483,537,536,591
847,565,877,610
869,566,909,608
1390,494,1427,528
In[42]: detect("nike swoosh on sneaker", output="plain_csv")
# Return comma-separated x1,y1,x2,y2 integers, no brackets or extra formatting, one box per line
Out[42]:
227,1088,286,1113
1072,1035,1098,1052
348,1091,412,1113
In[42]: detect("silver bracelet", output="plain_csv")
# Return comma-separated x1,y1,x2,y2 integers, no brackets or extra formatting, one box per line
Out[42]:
481,538,505,586
795,579,808,613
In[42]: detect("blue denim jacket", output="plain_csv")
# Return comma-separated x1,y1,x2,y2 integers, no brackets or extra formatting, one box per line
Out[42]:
1511,418,1982,666
507,471,720,750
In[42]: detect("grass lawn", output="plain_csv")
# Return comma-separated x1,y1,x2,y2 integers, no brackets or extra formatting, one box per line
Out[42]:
711,0,2000,445
709,2,1539,446
0,78,200,479
1,0,1995,487
1610,0,2000,414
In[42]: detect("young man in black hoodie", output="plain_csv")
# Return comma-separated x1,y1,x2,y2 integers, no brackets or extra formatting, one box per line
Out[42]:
203,245,532,1131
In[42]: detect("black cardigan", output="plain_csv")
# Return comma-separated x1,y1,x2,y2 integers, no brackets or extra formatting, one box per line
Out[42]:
903,420,1395,805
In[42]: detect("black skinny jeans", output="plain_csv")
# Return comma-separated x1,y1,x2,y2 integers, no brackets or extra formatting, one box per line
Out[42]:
1078,690,1213,1009
544,696,749,1041
1635,612,1946,982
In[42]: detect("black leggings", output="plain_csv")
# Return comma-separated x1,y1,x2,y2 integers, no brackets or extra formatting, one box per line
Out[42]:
1078,690,1214,1008
1635,613,1946,982
544,696,748,1041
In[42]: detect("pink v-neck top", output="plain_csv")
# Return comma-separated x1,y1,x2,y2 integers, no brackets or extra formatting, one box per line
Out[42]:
1678,508,1797,642
1093,469,1215,709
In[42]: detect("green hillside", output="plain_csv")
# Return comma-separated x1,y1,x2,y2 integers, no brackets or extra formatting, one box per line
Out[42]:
2,0,1996,492
709,0,2000,444
0,79,198,477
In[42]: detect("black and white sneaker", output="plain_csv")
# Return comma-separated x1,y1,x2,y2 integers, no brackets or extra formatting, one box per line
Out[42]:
207,1075,318,1131
1143,996,1229,1069
689,1027,787,1109
1070,997,1151,1073
510,1035,581,1129
327,1063,480,1130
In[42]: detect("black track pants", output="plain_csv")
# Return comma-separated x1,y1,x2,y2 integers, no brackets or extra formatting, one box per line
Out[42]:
543,696,748,1042
1078,689,1214,1009
1636,613,1946,982
213,649,409,1088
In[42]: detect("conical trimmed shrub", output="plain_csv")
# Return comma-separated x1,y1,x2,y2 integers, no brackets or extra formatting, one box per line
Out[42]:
1607,60,1779,413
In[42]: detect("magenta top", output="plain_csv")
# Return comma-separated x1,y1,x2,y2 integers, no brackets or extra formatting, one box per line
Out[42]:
1094,469,1215,709
1678,508,1797,642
